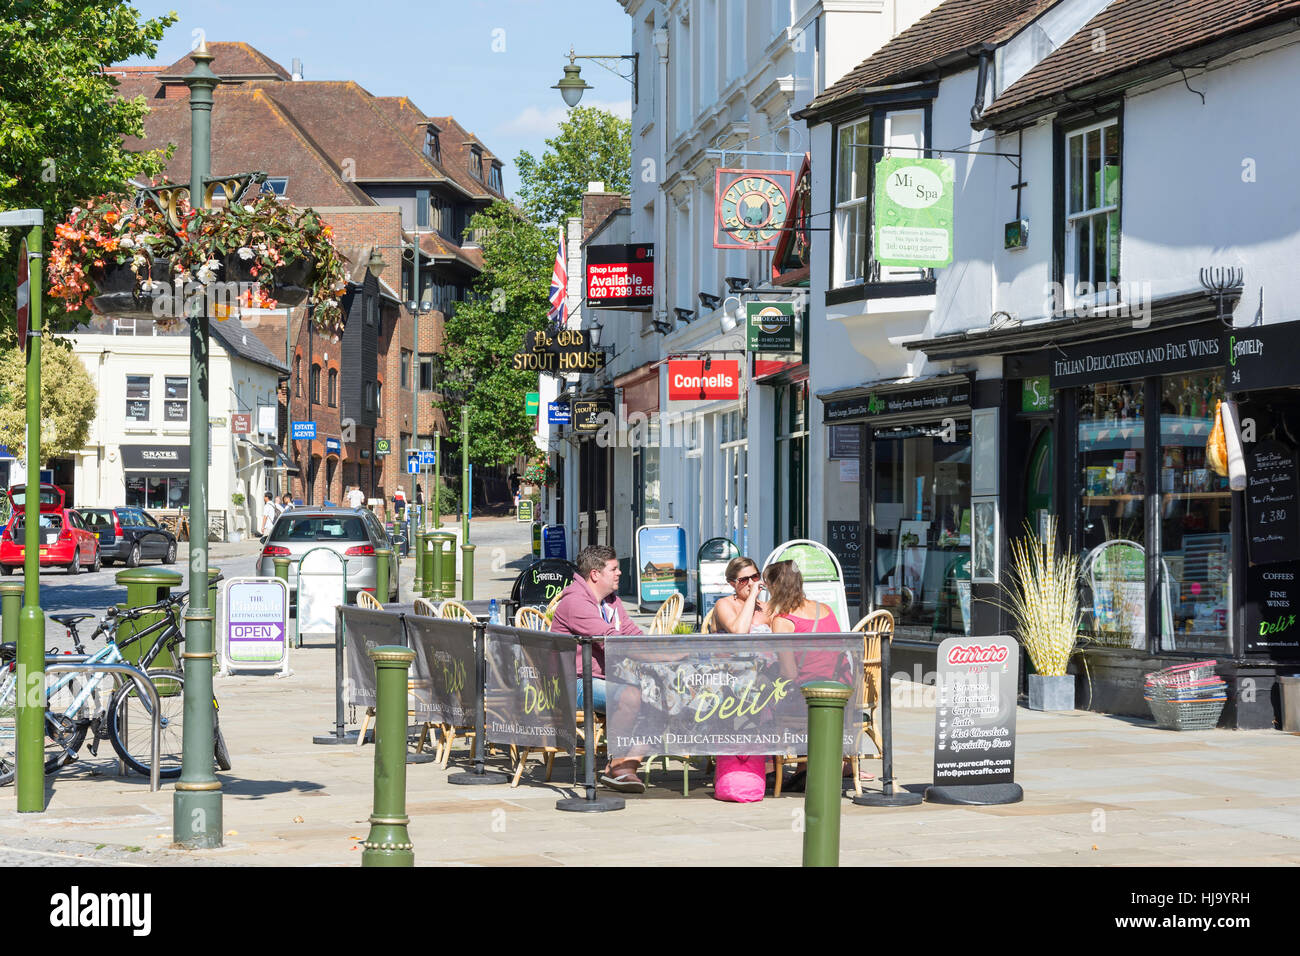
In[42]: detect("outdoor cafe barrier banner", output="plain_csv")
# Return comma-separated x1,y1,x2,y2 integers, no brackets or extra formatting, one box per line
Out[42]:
406,615,477,727
603,634,863,758
340,606,408,709
483,624,577,751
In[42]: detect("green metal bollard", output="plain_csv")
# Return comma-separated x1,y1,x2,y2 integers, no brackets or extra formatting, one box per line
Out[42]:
115,567,185,670
375,548,391,605
532,520,542,558
801,681,851,868
273,556,290,584
429,537,443,600
460,542,475,602
1,580,22,653
412,527,423,592
361,645,415,867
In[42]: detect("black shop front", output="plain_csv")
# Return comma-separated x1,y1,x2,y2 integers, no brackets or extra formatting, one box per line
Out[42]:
912,302,1300,729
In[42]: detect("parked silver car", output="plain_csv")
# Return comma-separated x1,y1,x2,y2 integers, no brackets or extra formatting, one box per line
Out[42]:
257,507,399,604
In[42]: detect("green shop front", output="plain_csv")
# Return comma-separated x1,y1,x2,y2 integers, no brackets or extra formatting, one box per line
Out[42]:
914,309,1300,729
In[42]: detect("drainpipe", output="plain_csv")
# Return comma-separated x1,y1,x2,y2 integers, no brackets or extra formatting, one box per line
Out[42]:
970,48,993,124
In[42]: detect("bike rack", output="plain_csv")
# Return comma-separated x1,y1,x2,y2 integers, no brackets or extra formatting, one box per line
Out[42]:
44,662,162,793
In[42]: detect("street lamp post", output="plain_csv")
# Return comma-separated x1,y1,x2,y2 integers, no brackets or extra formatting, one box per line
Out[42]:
0,207,46,812
173,43,223,848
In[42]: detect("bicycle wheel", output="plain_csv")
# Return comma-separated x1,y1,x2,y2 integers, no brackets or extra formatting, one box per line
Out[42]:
107,668,186,779
0,667,16,785
214,709,232,772
43,673,89,774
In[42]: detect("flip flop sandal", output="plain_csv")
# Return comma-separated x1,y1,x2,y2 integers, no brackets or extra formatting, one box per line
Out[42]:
599,772,646,794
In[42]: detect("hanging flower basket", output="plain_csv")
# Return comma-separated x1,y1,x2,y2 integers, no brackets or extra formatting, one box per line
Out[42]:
48,194,179,318
222,251,316,307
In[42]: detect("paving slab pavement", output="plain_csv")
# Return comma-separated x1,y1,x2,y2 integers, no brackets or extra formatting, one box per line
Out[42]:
2,516,1298,866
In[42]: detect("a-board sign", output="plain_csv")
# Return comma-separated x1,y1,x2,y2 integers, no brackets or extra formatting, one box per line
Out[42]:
1245,440,1300,566
763,539,850,631
296,547,347,647
511,558,577,609
932,636,1019,788
219,576,290,675
1245,561,1300,657
542,524,567,560
517,498,535,522
637,524,689,608
825,520,862,606
697,536,740,624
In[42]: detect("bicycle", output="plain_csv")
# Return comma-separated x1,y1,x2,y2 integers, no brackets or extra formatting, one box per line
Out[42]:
0,591,231,784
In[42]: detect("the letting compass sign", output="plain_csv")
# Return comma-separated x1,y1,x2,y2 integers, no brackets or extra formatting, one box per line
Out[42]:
713,168,795,251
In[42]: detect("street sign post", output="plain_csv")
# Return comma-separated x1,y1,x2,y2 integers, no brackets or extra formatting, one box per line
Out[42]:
419,450,437,466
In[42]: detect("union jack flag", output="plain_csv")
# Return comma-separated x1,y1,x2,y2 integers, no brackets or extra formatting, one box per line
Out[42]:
547,226,567,326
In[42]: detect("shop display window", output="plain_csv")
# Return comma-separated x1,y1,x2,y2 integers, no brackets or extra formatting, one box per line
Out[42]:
871,422,971,637
1078,380,1146,647
1158,373,1230,653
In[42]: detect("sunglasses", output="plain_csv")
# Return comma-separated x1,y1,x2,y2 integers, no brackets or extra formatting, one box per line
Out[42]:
734,572,761,585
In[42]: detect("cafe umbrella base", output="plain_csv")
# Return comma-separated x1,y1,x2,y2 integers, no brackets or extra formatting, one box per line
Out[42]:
447,770,509,785
555,794,626,813
852,787,923,808
924,783,1024,805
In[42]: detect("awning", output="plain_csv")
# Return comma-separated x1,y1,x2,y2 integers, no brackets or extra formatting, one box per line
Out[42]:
243,439,300,473
614,363,659,415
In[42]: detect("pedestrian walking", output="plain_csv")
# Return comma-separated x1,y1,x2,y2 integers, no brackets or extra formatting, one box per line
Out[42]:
347,485,365,509
259,492,278,544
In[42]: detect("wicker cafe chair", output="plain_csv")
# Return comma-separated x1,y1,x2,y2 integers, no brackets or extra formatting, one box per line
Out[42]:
410,596,445,758
355,590,384,610
700,606,719,634
850,609,895,797
649,592,684,634
432,598,480,767
514,606,550,631
412,597,440,617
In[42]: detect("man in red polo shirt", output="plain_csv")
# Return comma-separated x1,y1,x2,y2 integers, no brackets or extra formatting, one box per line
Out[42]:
551,544,646,793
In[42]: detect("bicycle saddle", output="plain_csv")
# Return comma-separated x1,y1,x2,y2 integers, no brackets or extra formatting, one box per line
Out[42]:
50,612,96,627
0,641,13,661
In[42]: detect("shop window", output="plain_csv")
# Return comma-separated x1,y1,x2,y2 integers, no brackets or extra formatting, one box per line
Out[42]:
125,475,189,510
126,375,150,422
1063,117,1121,308
164,377,188,422
1078,380,1146,647
1158,373,1230,654
872,421,972,637
775,384,808,541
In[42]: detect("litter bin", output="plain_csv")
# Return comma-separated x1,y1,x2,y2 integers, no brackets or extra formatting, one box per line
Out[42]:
426,531,457,599
115,567,184,670
1280,676,1300,731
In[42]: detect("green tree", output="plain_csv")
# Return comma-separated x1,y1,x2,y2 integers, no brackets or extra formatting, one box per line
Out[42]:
438,202,552,467
514,106,631,225
0,0,177,339
0,339,97,464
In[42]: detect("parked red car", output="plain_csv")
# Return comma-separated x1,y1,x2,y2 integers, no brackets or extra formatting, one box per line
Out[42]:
0,484,101,575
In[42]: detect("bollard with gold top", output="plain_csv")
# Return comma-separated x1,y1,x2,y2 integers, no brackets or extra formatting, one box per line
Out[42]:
361,645,415,867
801,680,850,867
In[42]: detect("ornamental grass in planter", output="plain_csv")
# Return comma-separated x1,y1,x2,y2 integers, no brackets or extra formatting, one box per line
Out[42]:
47,194,178,319
1000,515,1082,711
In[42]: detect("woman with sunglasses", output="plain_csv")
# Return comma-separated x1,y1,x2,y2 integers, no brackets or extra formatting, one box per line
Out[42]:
712,556,771,634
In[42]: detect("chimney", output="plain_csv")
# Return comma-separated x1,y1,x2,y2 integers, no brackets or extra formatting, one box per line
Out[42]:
291,58,304,81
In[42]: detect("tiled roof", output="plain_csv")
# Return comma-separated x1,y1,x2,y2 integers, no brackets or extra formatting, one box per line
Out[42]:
158,41,291,80
978,0,1300,126
210,315,290,373
430,115,505,200
802,0,1061,117
125,87,370,207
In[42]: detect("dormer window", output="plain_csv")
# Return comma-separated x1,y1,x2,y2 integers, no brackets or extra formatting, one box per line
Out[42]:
489,161,503,194
424,128,440,163
265,177,288,197
470,146,483,181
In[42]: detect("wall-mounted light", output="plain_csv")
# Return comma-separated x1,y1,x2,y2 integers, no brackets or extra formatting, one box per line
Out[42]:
587,322,604,347
673,307,696,324
652,317,674,334
720,295,743,333
698,291,723,311
366,248,388,279
724,276,751,294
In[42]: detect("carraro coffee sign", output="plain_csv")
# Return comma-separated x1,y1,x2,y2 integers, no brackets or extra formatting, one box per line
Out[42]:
667,360,741,402
586,243,654,309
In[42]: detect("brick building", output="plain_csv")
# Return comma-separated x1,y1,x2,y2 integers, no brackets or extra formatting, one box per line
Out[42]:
113,42,505,508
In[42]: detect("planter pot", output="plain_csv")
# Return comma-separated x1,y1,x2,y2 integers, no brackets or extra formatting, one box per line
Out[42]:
1028,673,1076,711
223,253,315,307
89,257,169,319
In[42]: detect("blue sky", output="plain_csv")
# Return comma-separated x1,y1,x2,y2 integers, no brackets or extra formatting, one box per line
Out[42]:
121,0,634,199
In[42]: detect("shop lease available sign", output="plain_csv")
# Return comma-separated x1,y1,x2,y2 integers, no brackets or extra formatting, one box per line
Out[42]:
586,243,654,309
666,359,740,401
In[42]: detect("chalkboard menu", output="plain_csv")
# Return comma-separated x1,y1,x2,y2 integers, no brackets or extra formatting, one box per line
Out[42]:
510,558,576,608
932,637,1019,788
1244,440,1300,566
826,520,862,605
1245,562,1300,657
